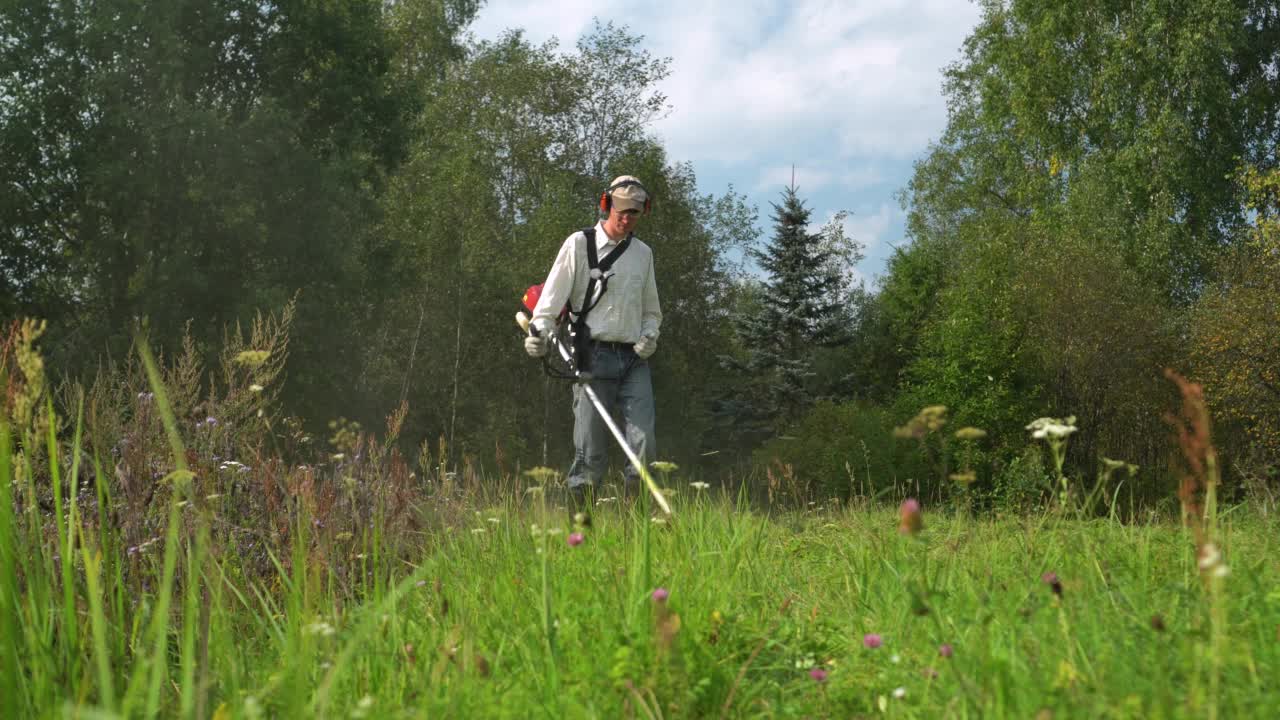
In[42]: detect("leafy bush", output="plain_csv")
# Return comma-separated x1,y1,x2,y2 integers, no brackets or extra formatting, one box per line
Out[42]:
1189,167,1280,482
753,401,930,502
990,445,1052,512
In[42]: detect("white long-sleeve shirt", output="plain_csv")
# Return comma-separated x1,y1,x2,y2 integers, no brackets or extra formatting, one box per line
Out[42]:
531,222,662,344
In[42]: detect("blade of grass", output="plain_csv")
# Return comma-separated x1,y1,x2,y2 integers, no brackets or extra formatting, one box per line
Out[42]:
82,543,117,711
134,334,193,719
47,396,79,674
0,420,22,710
92,454,128,664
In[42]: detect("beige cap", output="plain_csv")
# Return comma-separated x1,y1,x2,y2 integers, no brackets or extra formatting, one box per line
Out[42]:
608,175,649,212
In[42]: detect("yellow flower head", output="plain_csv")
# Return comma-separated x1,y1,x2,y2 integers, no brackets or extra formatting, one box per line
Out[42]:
235,350,271,369
523,466,560,483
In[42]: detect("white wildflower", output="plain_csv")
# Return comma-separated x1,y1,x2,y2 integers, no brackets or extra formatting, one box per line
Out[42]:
351,695,374,719
304,621,336,637
1026,416,1078,440
1198,543,1221,570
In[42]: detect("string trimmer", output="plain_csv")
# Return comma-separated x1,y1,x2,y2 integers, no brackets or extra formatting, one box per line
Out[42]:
517,287,670,516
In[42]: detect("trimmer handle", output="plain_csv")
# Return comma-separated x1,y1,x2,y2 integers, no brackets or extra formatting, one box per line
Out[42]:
516,311,540,337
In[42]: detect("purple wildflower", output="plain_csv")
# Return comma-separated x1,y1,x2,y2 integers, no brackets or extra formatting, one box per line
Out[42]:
898,497,923,534
1042,571,1063,596
939,643,953,658
809,667,828,683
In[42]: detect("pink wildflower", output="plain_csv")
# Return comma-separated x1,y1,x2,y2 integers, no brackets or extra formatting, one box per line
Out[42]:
1042,572,1063,596
809,667,828,682
863,633,883,649
898,498,923,534
939,643,953,658
567,532,584,547
652,587,670,602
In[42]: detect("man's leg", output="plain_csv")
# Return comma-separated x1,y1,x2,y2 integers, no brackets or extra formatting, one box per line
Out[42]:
566,348,621,495
618,356,656,488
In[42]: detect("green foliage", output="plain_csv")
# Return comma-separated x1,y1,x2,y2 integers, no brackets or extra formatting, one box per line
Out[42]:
990,442,1054,513
5,397,1280,716
7,0,1279,506
870,0,1280,488
715,186,861,448
754,401,930,501
0,0,434,426
1190,167,1280,477
368,25,749,471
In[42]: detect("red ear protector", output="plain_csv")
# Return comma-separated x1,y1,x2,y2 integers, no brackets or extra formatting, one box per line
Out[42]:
599,179,653,215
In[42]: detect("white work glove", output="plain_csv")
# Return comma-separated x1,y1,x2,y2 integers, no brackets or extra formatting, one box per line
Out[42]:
634,334,657,359
524,335,548,358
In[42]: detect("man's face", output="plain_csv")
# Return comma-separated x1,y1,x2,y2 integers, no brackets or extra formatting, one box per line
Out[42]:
604,206,642,238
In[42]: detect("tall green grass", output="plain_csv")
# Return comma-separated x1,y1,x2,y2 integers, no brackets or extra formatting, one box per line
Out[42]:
1,339,1277,718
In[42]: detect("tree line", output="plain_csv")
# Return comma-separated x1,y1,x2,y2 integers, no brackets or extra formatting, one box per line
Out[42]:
3,0,1277,506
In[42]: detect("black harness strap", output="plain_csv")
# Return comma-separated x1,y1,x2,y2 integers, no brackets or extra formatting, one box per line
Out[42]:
566,227,632,376
579,227,633,316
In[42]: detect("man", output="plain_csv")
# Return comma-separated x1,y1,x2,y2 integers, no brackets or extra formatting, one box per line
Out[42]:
525,176,663,503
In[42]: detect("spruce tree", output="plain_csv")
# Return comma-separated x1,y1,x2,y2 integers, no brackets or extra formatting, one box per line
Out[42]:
715,183,853,442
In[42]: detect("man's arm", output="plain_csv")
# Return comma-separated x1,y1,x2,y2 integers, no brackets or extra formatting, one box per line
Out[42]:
640,253,662,339
530,234,579,335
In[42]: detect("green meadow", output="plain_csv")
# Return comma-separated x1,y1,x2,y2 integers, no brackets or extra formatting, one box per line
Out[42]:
2,341,1277,719
6,2,1280,718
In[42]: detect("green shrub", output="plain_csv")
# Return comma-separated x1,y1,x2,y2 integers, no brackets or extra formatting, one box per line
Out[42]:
754,401,930,502
991,444,1052,512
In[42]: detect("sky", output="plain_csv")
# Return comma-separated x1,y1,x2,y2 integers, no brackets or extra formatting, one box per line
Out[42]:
469,1,985,286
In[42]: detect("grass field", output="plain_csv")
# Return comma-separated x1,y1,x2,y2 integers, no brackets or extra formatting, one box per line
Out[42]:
2,345,1278,718
4,430,1279,718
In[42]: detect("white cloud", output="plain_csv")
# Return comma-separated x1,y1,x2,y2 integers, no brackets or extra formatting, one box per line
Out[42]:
753,166,835,194
470,1,979,165
841,203,896,258
805,204,895,260
468,1,597,46
467,1,982,278
645,0,981,166
753,164,886,195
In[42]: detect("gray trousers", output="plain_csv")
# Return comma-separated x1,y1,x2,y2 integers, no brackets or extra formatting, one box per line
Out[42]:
566,343,655,490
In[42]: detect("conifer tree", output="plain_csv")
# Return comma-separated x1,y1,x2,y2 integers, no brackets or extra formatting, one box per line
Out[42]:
715,183,855,441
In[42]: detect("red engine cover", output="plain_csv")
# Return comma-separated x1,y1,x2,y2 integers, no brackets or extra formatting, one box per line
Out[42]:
521,284,570,323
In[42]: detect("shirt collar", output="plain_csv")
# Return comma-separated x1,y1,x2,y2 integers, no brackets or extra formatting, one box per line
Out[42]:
595,221,627,248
